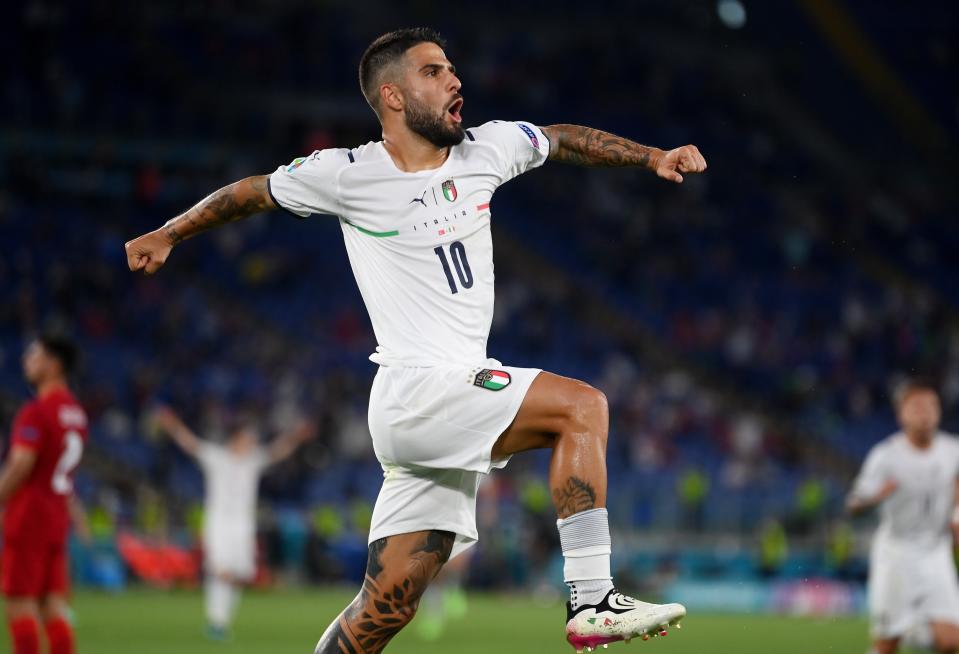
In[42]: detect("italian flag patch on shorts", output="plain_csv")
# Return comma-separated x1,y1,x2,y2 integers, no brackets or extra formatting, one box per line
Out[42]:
473,369,511,391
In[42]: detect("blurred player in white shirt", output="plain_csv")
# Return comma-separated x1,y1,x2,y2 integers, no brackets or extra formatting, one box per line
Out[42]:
154,407,316,639
848,381,959,654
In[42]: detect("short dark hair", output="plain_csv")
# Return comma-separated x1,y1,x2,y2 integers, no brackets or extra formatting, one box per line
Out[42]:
38,333,79,376
893,378,939,410
358,27,446,112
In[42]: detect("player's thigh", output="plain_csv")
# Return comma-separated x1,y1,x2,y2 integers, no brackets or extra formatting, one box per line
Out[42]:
931,622,959,652
491,371,606,458
2,542,45,604
43,542,71,599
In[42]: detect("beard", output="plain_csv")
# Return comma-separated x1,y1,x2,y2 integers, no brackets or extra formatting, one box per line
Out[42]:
405,95,465,148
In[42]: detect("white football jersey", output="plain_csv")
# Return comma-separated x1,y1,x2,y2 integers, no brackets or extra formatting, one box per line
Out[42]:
850,432,959,550
268,121,550,367
196,442,270,538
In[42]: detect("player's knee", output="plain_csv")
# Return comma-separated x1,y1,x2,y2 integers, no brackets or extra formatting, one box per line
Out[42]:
38,595,68,623
565,383,608,440
4,598,38,621
356,574,424,632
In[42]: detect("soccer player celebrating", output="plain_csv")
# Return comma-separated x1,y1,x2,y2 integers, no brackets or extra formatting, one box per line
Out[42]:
126,28,706,653
0,336,87,654
153,407,316,639
847,381,959,654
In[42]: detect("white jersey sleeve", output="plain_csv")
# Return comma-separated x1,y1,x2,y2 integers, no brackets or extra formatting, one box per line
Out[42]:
850,442,891,501
268,148,353,218
469,120,550,184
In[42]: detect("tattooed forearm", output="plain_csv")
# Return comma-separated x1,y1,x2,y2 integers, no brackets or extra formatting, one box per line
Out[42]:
163,175,273,245
553,475,597,518
541,124,661,169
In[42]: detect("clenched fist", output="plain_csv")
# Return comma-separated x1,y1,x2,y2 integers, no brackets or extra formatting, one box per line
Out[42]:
653,145,707,183
125,228,174,275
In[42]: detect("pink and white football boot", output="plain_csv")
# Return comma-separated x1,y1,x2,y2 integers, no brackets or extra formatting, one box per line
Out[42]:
565,589,686,653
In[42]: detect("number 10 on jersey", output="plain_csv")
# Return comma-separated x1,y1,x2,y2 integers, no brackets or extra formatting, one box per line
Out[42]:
434,241,473,294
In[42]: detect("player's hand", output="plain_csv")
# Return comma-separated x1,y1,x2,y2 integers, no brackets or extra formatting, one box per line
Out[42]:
293,419,319,443
75,517,93,546
125,228,174,274
654,145,707,183
875,479,898,502
151,406,181,433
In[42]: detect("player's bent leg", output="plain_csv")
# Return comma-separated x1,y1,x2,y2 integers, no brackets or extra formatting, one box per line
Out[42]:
492,371,609,517
5,598,41,654
931,622,959,654
492,372,685,652
314,530,454,654
39,594,75,654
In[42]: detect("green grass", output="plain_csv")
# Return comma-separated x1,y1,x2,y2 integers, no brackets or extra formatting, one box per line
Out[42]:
69,587,874,653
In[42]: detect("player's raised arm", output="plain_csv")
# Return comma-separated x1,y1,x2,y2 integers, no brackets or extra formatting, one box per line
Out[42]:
152,407,203,457
125,175,275,274
540,124,706,183
267,419,317,465
0,446,38,505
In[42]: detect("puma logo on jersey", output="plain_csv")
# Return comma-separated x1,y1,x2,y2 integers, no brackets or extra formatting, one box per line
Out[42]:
409,190,428,207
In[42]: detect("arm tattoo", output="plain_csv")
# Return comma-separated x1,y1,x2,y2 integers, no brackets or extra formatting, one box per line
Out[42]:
163,176,272,245
553,475,597,518
542,124,658,168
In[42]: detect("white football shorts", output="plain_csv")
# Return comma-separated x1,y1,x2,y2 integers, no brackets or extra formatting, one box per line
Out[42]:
869,539,959,638
367,360,541,559
204,521,257,581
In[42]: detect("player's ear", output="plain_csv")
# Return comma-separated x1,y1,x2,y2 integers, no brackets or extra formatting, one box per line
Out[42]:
380,83,404,113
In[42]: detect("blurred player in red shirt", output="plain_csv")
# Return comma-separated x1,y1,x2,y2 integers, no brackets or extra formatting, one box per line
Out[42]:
0,336,87,654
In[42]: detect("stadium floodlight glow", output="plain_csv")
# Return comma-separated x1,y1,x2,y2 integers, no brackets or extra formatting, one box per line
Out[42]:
717,0,747,29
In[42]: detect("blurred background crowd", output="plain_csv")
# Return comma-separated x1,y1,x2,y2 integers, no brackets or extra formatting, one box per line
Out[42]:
1,0,957,613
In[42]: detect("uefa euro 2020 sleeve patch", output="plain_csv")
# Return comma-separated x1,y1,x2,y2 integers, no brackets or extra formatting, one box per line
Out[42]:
517,123,539,149
473,369,511,391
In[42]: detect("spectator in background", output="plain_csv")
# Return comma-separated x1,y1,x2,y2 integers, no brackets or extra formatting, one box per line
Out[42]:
757,518,788,578
676,468,709,532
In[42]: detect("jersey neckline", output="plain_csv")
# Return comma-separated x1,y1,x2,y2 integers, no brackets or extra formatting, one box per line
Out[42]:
376,141,460,176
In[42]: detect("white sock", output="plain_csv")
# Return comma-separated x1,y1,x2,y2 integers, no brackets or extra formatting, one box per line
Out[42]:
206,577,235,629
557,508,615,609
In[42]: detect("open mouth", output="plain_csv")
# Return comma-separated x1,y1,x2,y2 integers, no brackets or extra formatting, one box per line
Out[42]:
447,97,464,124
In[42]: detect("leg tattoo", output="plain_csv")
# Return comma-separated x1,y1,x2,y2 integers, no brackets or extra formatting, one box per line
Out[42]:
553,476,597,518
314,531,454,654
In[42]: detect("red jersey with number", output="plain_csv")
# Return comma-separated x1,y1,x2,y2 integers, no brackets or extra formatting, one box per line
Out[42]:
3,387,87,545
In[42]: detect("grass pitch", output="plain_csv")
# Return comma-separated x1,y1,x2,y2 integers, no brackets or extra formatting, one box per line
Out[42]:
69,587,876,653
